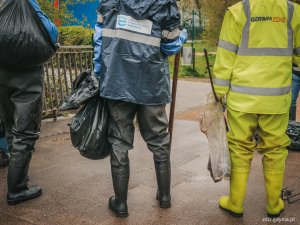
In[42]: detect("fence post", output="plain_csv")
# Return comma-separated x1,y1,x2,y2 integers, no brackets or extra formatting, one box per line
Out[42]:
42,46,94,119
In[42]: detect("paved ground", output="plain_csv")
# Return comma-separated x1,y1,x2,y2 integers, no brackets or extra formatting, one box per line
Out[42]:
0,80,300,225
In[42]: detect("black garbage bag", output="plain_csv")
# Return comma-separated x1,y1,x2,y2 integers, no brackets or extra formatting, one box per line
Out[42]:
0,0,57,70
59,70,99,111
287,121,300,151
70,97,111,159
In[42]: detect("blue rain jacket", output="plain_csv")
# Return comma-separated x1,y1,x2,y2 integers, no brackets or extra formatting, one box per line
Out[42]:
94,1,103,76
98,0,183,105
93,1,187,78
28,0,58,44
0,138,8,154
293,63,300,77
93,23,103,76
0,120,7,153
94,28,187,74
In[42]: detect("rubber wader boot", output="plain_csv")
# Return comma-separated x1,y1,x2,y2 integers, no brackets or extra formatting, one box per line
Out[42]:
264,172,285,218
289,105,296,121
108,166,129,218
7,160,42,205
155,161,171,208
219,171,249,218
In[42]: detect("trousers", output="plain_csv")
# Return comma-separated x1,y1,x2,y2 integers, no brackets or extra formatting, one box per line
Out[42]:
226,107,289,214
107,100,170,168
0,66,44,165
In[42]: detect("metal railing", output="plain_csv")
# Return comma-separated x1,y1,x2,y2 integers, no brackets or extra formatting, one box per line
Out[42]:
43,46,94,119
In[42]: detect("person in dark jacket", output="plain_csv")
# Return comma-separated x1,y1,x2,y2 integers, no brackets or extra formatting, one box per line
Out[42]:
0,120,9,168
0,138,8,168
289,63,300,120
94,0,187,217
0,0,58,205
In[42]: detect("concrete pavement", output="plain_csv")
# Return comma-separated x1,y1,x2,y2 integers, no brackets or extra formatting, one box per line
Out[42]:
0,80,299,225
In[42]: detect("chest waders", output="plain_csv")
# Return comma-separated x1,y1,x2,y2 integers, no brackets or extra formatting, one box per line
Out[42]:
99,0,180,217
0,66,44,205
218,0,295,218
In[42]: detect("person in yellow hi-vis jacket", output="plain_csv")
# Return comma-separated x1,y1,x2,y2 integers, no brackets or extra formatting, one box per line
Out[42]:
213,0,300,218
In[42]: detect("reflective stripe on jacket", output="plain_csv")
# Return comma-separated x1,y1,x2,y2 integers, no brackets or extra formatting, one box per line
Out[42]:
99,0,180,105
213,0,300,114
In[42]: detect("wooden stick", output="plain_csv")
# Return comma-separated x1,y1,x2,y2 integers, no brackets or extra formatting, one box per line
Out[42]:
169,52,181,148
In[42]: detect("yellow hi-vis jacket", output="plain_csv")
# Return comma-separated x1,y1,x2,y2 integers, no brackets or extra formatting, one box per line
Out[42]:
213,0,300,114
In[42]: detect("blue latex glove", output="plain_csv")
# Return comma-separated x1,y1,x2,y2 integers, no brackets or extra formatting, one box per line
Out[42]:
161,29,188,56
28,0,59,45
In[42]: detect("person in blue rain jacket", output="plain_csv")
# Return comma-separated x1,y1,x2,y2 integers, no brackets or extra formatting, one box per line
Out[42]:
0,0,58,205
93,0,187,217
289,64,300,120
0,120,8,168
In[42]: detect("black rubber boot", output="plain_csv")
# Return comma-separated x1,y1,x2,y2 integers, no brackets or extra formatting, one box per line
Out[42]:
289,105,296,121
155,160,171,208
7,159,42,205
108,166,129,218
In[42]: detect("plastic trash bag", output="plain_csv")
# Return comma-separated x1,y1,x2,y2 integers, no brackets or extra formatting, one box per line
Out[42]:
60,70,99,111
199,92,231,182
0,0,56,70
70,97,111,159
287,121,300,151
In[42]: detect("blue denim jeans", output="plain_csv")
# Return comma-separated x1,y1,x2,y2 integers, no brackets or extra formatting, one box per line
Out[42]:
291,74,300,107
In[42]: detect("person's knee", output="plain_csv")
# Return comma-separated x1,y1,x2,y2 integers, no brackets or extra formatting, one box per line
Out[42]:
111,149,129,168
143,129,170,148
9,149,32,166
107,118,135,151
153,146,170,163
262,148,288,172
8,129,37,165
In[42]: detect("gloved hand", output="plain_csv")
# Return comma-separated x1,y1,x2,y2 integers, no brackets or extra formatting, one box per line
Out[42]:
216,94,227,112
179,29,188,44
221,97,227,111
161,29,188,56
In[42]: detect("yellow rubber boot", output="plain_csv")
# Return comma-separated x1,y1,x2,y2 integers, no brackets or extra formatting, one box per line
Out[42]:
221,108,255,218
262,150,287,218
256,112,289,218
219,170,249,218
262,147,288,218
264,172,285,218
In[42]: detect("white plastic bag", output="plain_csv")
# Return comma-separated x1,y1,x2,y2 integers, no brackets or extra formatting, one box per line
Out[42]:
200,92,231,182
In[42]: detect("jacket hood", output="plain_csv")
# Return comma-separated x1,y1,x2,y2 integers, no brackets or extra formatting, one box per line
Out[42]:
122,0,177,20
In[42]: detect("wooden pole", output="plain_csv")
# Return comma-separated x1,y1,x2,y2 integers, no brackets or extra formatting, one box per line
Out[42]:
169,52,181,148
204,48,218,102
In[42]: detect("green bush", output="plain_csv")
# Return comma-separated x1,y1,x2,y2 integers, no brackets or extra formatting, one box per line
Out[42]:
58,26,94,46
